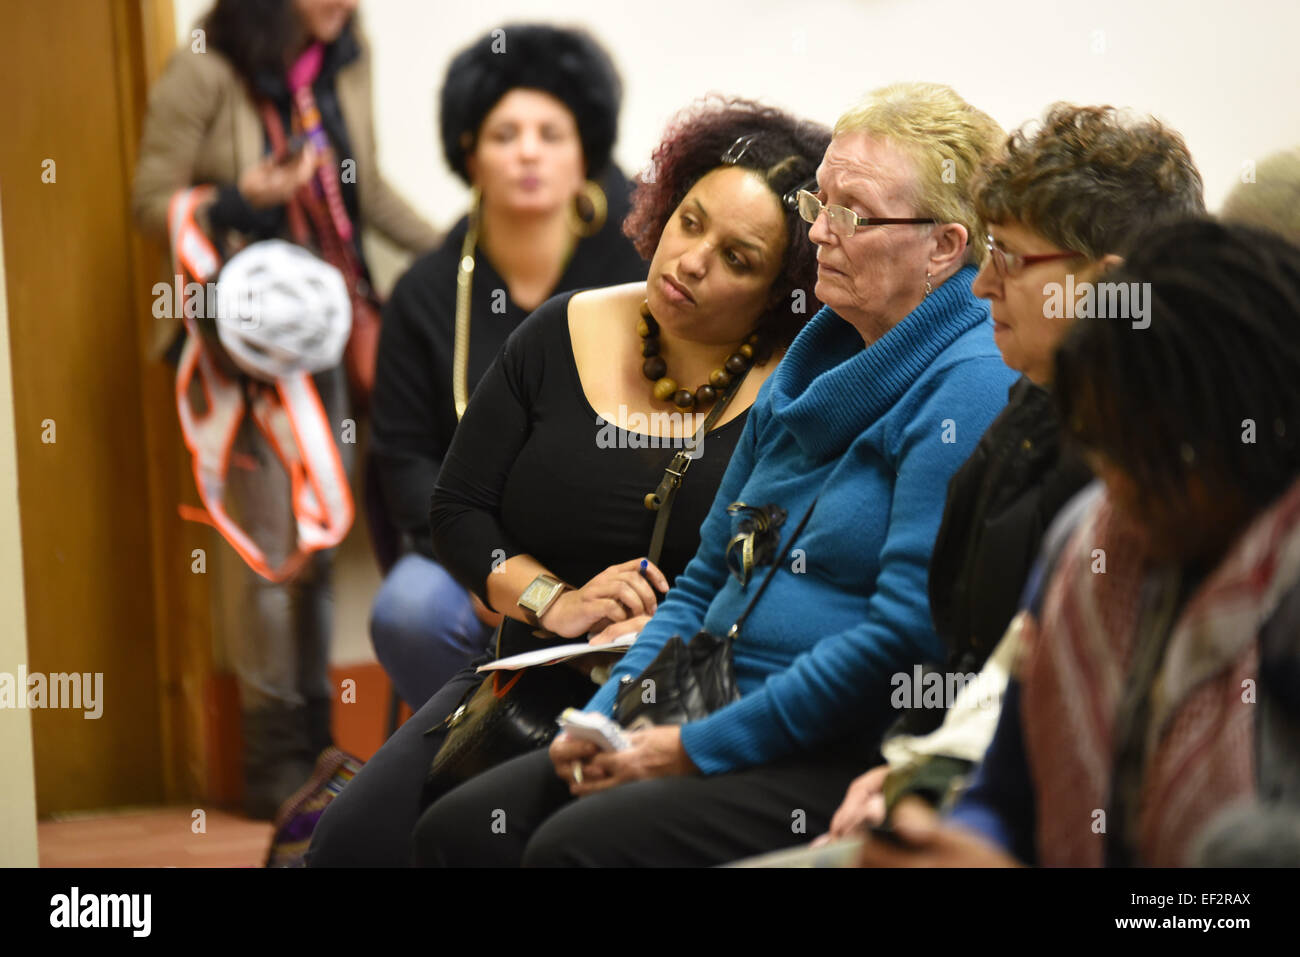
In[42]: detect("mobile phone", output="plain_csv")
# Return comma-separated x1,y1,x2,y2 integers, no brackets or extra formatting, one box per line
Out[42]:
276,135,307,165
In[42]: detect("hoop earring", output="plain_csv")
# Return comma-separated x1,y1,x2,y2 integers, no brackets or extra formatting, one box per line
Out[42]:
566,180,608,238
925,272,933,297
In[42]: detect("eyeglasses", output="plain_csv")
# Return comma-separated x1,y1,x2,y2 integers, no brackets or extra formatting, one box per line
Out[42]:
984,235,1082,278
795,189,935,238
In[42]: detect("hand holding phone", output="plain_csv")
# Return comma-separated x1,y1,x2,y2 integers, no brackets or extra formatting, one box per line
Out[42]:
276,135,308,166
239,141,316,209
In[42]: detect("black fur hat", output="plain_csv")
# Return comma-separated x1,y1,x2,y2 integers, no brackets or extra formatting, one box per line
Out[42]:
439,23,622,183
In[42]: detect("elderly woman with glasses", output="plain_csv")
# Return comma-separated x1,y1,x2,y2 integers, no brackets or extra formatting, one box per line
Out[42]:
411,82,1018,868
817,105,1205,849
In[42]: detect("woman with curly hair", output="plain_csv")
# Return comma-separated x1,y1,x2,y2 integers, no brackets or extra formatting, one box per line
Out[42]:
368,24,647,709
825,104,1204,845
861,219,1300,867
413,82,1018,868
308,97,830,866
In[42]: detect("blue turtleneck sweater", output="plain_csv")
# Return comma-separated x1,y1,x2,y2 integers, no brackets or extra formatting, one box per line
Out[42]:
585,266,1019,774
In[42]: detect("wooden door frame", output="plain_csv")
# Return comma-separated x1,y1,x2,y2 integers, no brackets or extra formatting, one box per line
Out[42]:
113,0,220,804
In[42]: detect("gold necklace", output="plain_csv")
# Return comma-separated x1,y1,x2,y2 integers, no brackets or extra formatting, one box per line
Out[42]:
451,188,481,421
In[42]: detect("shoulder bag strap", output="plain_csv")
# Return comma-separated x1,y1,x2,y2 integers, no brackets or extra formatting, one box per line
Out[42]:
644,369,749,566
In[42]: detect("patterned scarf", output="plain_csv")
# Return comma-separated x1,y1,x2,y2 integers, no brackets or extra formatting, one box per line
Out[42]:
1020,475,1300,866
258,42,382,402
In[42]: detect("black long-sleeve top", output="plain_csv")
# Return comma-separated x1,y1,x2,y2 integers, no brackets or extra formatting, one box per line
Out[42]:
430,291,748,654
371,169,646,557
207,26,366,267
927,376,1093,670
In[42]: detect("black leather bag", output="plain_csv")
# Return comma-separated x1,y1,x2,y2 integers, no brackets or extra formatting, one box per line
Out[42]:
421,647,595,807
615,630,740,730
615,497,818,729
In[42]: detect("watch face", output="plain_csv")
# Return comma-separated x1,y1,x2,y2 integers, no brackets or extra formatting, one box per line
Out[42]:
520,576,561,612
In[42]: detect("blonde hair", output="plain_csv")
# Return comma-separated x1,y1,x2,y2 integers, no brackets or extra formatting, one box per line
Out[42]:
1221,147,1300,245
833,82,1004,265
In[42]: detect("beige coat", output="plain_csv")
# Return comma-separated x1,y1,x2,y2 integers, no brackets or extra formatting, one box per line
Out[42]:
132,37,439,356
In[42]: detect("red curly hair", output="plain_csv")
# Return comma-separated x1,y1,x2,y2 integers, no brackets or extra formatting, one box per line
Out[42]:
623,96,830,346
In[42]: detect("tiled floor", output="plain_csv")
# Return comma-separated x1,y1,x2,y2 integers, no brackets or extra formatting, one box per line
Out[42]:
38,806,273,868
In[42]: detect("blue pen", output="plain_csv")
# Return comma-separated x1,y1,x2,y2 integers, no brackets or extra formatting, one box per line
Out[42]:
640,558,664,596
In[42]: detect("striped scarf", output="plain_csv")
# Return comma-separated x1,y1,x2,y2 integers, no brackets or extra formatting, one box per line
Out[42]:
1020,475,1300,866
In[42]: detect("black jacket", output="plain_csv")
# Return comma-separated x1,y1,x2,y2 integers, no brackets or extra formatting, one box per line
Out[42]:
370,167,647,558
928,376,1094,671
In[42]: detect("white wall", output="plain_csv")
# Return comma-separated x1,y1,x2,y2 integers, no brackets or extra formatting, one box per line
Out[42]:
174,0,1300,231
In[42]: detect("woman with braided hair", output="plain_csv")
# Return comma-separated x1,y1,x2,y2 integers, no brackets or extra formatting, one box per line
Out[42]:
861,219,1300,867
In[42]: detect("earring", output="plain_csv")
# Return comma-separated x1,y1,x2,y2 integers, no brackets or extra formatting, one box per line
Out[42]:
566,180,608,238
925,272,933,297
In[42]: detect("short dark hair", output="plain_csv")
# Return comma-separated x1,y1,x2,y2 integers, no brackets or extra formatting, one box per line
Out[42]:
623,96,831,347
975,104,1206,258
203,0,300,84
439,24,622,183
1055,218,1300,512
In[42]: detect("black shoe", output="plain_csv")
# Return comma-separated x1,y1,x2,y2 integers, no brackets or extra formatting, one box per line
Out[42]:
242,705,316,821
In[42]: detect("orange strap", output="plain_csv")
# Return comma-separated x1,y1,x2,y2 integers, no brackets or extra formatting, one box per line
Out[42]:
167,187,354,583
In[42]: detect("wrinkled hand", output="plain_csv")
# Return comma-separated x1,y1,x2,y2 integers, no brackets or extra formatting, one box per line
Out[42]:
538,558,669,639
553,726,696,797
237,143,318,209
550,731,601,787
856,796,1022,868
812,763,889,847
589,613,651,646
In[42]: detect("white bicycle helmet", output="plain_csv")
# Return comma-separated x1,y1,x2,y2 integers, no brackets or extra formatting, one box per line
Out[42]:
215,239,352,382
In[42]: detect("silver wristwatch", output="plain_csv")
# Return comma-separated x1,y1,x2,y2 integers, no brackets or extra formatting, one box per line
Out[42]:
517,573,567,626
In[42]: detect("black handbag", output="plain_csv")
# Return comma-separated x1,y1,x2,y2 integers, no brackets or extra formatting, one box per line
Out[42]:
615,497,818,729
419,372,750,809
420,629,595,807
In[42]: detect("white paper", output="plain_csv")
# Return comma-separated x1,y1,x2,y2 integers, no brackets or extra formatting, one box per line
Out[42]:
475,633,638,672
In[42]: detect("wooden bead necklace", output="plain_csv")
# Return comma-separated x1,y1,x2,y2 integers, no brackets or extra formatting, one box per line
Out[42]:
637,300,766,411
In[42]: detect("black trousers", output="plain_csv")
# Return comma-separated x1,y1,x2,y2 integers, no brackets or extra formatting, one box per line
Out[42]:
306,660,484,867
412,740,868,867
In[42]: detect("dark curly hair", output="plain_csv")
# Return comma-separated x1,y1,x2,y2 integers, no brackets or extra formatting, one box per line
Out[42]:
624,97,830,347
975,104,1205,259
439,24,622,183
1055,218,1300,514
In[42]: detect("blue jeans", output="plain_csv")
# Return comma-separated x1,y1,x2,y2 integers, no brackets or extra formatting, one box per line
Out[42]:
370,553,494,708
